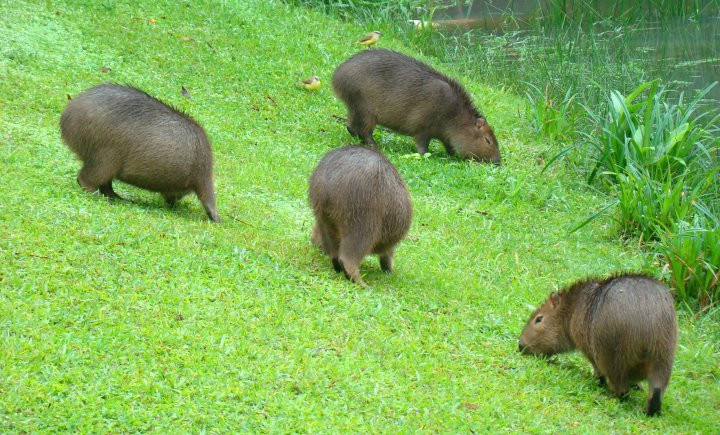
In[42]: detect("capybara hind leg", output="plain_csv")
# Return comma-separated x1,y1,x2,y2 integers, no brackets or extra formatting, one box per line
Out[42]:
348,111,377,147
346,125,357,137
597,356,630,399
646,361,671,416
332,258,343,273
379,248,395,273
99,182,121,199
607,376,631,400
588,358,606,386
195,180,220,222
339,235,372,288
311,224,322,248
315,219,340,259
77,162,115,195
340,258,369,288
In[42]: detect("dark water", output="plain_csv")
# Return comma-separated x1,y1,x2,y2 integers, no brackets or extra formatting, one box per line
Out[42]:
435,1,720,100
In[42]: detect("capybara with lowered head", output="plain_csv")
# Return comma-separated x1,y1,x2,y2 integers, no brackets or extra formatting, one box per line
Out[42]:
332,49,500,163
518,273,677,416
309,145,412,287
60,83,220,222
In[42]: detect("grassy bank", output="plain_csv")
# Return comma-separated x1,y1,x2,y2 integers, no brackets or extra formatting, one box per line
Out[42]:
1,0,719,431
289,0,720,307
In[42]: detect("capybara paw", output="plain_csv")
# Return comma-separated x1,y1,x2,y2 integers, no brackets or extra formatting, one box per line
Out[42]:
332,258,343,272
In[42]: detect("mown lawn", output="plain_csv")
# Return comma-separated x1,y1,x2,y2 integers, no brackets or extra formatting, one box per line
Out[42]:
1,0,718,431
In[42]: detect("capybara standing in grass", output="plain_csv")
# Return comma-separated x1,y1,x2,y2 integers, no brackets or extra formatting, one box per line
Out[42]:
309,145,412,287
518,273,677,416
60,83,220,222
332,49,500,163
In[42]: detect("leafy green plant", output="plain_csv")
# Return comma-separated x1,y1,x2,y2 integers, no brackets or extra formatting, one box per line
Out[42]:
615,168,703,241
524,83,579,141
656,214,719,307
583,80,717,185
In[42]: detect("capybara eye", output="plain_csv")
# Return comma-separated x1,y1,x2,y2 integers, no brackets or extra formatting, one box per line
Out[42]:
534,315,543,324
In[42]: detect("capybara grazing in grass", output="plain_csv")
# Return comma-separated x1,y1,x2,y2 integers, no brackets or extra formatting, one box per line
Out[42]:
518,274,677,416
309,145,412,287
332,49,500,163
60,83,220,222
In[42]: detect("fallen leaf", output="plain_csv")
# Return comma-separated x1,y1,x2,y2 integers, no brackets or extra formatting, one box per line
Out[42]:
66,93,72,101
174,313,184,321
181,86,190,98
180,35,192,41
99,66,111,73
55,10,61,16
463,402,480,410
148,18,157,23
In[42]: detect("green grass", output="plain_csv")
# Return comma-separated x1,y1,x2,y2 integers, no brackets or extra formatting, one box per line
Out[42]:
293,0,720,307
1,0,719,431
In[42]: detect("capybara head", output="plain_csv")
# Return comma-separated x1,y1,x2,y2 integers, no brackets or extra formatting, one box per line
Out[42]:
518,293,571,356
455,116,500,164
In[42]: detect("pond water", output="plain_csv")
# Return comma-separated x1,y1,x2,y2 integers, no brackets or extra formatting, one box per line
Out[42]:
434,1,720,100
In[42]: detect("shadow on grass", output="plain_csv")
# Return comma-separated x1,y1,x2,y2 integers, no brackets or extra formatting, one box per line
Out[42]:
542,356,649,413
75,184,213,223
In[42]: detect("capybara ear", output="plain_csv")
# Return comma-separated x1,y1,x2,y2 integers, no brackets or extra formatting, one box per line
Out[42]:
549,293,560,308
476,116,487,128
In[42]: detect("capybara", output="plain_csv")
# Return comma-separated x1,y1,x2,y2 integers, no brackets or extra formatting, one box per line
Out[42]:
518,274,677,416
309,145,412,287
332,49,500,163
60,83,220,222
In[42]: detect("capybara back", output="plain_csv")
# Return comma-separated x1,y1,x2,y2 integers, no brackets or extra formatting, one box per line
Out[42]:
332,49,500,163
518,274,677,416
309,145,412,286
60,83,219,222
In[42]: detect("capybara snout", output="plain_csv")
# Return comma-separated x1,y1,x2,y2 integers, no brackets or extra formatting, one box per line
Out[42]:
332,49,500,163
309,145,412,287
60,83,220,222
519,274,677,416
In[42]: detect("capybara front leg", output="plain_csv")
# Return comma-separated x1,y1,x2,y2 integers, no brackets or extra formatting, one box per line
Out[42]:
414,135,431,155
195,181,220,223
163,193,179,206
99,182,121,200
379,248,395,273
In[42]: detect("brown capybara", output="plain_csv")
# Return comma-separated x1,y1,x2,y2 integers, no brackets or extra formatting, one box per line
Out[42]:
309,145,412,287
332,49,500,163
518,274,677,416
60,83,220,222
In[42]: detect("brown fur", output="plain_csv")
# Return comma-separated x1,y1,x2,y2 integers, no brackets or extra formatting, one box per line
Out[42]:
332,49,500,163
309,145,412,287
518,273,677,416
60,83,220,222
